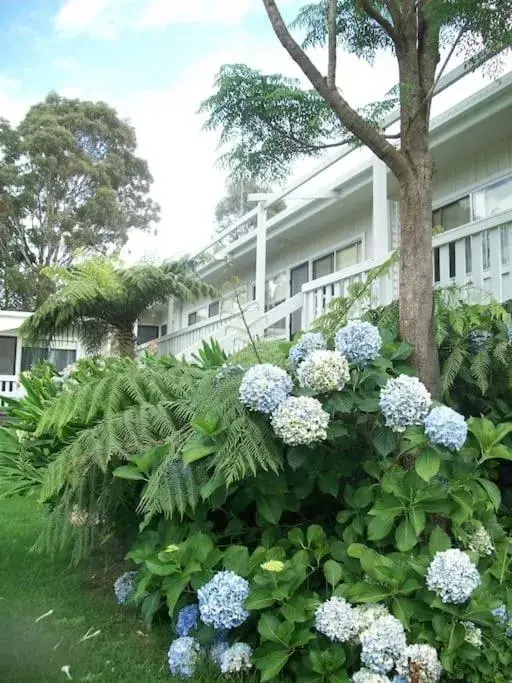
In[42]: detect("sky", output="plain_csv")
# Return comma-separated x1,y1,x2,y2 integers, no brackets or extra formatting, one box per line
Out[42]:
0,1,507,263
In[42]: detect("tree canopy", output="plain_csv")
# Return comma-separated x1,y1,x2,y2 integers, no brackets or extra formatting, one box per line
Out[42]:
0,93,160,310
20,258,215,358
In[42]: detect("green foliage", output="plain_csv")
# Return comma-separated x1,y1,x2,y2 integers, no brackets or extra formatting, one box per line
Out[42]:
231,340,291,368
20,257,215,357
0,93,160,309
215,181,286,236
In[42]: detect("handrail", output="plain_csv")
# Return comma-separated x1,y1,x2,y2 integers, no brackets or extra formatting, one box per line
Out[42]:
432,209,512,247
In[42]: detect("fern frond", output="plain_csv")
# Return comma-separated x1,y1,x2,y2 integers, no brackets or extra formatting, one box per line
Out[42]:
441,342,467,394
470,349,491,395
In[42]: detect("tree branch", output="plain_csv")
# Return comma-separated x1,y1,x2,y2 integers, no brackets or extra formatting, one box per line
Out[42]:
358,0,400,44
384,0,401,27
261,0,409,179
327,0,337,89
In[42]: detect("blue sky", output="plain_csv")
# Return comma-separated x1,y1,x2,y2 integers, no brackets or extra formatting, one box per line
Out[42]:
1,1,502,261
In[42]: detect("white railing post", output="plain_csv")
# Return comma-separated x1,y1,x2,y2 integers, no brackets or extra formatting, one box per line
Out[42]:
372,157,392,304
255,202,267,319
14,336,22,377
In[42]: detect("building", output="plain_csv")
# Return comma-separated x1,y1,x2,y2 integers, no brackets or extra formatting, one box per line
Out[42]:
137,62,512,360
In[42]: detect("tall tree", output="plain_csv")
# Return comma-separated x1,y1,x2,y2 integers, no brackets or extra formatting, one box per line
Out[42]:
215,180,286,238
200,1,511,393
0,93,160,310
20,258,214,358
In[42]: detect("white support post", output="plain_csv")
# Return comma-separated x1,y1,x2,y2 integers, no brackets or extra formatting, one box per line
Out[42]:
255,202,267,315
14,336,22,377
372,156,390,258
167,299,175,334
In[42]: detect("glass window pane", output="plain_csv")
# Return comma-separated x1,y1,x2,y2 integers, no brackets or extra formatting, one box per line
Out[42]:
473,176,512,220
188,312,197,327
48,349,77,372
432,197,470,232
482,231,491,270
313,253,334,280
336,241,362,270
137,325,159,345
0,337,17,375
208,301,220,317
265,272,287,307
465,236,472,274
161,324,168,336
501,223,511,266
21,346,49,372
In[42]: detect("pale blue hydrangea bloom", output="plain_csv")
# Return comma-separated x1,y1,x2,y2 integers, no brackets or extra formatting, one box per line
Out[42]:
176,604,200,637
462,621,482,648
113,571,137,605
392,678,408,683
396,644,442,682
352,669,392,683
219,642,253,674
168,637,200,678
424,406,467,450
271,396,330,445
315,596,361,643
492,604,512,635
426,549,480,604
198,571,250,630
210,639,230,667
379,375,432,432
297,350,350,392
289,332,327,365
335,321,382,366
360,615,407,674
239,364,293,414
355,603,390,638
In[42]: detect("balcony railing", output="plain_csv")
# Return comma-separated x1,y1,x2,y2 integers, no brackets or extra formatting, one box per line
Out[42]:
0,375,21,399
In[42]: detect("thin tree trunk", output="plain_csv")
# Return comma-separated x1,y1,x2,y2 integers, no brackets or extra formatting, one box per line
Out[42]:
399,158,440,396
115,325,136,359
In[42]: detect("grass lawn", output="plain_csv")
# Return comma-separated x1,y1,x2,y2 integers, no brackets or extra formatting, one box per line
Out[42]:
0,495,255,683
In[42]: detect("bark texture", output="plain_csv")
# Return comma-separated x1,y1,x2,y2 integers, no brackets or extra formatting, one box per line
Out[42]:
115,326,136,359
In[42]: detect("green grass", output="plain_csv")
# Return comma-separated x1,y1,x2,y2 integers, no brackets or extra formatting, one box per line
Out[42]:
0,495,255,683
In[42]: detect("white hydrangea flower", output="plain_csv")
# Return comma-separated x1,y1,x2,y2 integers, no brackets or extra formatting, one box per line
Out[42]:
379,375,431,432
271,396,330,445
424,405,467,450
426,549,481,604
219,642,253,674
289,332,327,365
467,526,494,556
296,350,350,393
355,603,390,637
462,621,482,648
396,644,442,683
352,669,392,683
315,597,361,643
335,321,382,366
360,615,407,674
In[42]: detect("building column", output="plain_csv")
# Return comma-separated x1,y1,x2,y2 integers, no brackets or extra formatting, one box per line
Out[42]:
372,156,390,258
255,202,267,314
14,336,22,377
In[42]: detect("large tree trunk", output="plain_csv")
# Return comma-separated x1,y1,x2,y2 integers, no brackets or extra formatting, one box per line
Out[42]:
115,325,136,359
399,157,440,396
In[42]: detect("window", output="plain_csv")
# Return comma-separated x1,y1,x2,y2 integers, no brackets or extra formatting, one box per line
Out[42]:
137,325,159,345
312,253,334,280
265,272,288,307
0,337,16,375
161,324,168,337
432,196,470,232
21,347,76,372
473,176,512,220
188,312,197,327
208,301,220,317
336,240,362,270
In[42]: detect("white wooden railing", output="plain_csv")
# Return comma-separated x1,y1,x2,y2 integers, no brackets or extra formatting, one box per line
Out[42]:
0,375,21,399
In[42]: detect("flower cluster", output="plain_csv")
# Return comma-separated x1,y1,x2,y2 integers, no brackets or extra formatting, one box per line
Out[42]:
467,525,494,556
360,615,407,674
379,375,432,432
219,643,253,674
210,638,229,666
424,406,468,451
492,604,512,635
168,637,200,679
355,603,390,637
297,350,350,393
271,396,330,445
198,571,250,630
289,331,327,365
239,363,293,414
468,329,491,350
176,604,199,637
426,549,481,604
260,560,285,573
352,669,392,683
462,621,482,648
335,321,382,366
113,571,137,605
315,597,361,643
396,644,442,682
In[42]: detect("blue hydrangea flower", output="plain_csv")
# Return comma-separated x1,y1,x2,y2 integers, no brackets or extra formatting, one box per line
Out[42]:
219,642,253,674
289,332,327,365
396,644,442,682
168,637,200,678
426,549,480,604
360,615,407,674
492,604,512,635
210,639,230,667
113,571,137,605
424,405,468,450
198,571,250,630
315,597,361,643
352,669,392,683
379,375,432,432
271,396,330,445
176,604,200,637
335,321,382,366
239,364,293,414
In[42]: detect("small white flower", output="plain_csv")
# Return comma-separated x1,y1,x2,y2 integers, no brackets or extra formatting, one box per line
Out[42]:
467,526,494,556
379,375,431,432
360,615,406,674
426,549,480,604
462,621,482,648
396,644,442,682
271,396,329,445
315,597,360,643
297,350,350,393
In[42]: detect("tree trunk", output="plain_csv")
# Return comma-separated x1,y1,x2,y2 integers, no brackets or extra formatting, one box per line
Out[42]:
399,157,440,396
115,325,136,359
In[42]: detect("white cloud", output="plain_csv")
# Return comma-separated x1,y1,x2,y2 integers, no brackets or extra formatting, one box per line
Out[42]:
137,0,252,28
54,0,132,39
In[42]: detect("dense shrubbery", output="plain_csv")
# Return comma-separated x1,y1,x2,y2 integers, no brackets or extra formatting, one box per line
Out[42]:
2,303,512,681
